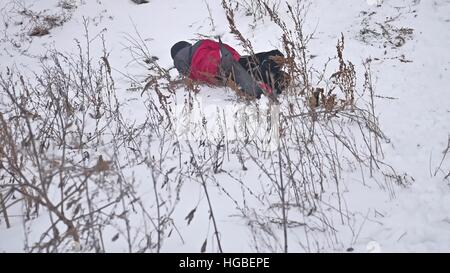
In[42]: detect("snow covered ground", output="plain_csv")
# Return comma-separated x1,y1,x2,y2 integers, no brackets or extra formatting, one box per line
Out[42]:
1,0,450,252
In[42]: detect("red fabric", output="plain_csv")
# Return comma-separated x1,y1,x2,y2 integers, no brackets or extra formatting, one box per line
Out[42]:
258,82,273,94
189,39,240,84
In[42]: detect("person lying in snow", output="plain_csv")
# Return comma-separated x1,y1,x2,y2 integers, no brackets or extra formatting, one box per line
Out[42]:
170,39,289,99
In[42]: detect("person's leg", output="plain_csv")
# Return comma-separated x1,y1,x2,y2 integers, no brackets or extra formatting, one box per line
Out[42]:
239,50,283,81
238,55,259,77
254,50,286,94
238,50,289,95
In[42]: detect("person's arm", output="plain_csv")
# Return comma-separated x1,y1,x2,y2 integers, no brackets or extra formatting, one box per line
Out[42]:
218,39,271,99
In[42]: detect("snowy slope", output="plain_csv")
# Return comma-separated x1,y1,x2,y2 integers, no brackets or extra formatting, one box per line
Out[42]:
1,0,450,253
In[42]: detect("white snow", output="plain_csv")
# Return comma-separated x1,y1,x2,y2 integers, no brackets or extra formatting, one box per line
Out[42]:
1,0,450,253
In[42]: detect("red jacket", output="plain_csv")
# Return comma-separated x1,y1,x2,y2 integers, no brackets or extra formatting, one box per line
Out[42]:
189,40,240,83
172,39,272,96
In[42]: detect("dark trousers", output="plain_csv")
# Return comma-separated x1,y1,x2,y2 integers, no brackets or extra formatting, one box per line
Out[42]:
238,50,286,94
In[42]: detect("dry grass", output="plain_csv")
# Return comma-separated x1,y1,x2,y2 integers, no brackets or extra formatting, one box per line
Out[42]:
0,0,415,253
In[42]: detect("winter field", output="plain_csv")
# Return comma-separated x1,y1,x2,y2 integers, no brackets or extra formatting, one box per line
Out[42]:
0,0,449,253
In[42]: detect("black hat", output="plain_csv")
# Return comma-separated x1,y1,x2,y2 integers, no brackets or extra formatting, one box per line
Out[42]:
171,41,191,59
